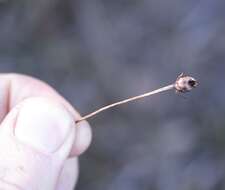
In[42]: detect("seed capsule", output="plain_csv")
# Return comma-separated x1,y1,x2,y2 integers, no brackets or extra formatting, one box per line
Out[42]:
175,73,198,93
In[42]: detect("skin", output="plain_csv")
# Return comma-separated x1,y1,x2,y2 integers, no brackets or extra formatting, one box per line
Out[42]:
0,73,92,190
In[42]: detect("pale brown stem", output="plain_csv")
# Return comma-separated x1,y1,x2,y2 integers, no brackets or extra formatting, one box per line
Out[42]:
76,84,175,123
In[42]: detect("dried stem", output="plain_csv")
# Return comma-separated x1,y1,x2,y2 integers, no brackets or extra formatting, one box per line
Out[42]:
76,84,174,123
75,74,197,124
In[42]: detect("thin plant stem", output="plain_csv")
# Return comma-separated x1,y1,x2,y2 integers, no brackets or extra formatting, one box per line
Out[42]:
75,74,198,123
76,84,175,123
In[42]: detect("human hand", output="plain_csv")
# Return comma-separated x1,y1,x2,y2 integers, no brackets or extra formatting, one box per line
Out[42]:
0,73,92,190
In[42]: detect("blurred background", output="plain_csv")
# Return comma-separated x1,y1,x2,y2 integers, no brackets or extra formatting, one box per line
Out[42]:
0,0,225,189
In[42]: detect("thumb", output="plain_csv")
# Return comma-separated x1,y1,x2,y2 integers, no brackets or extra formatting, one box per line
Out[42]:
0,97,76,190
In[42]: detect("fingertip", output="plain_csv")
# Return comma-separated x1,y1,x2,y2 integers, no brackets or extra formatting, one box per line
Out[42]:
70,120,92,157
14,97,76,154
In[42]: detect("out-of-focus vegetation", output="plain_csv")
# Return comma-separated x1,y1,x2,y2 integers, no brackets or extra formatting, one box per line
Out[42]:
0,0,225,190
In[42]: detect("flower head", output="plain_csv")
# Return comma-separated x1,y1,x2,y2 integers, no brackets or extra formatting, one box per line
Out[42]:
175,73,198,93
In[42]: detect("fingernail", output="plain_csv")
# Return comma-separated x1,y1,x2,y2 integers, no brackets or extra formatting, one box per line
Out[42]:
14,97,75,154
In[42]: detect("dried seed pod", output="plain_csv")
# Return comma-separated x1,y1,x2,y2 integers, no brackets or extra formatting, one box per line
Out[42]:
175,73,198,93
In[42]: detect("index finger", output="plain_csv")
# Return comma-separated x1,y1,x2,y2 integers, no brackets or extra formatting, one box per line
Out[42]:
0,73,80,122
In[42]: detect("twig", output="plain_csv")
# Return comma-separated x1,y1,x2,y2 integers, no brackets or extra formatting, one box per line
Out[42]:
76,73,197,123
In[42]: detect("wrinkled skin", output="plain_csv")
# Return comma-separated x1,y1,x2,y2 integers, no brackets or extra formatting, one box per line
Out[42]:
0,73,92,190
